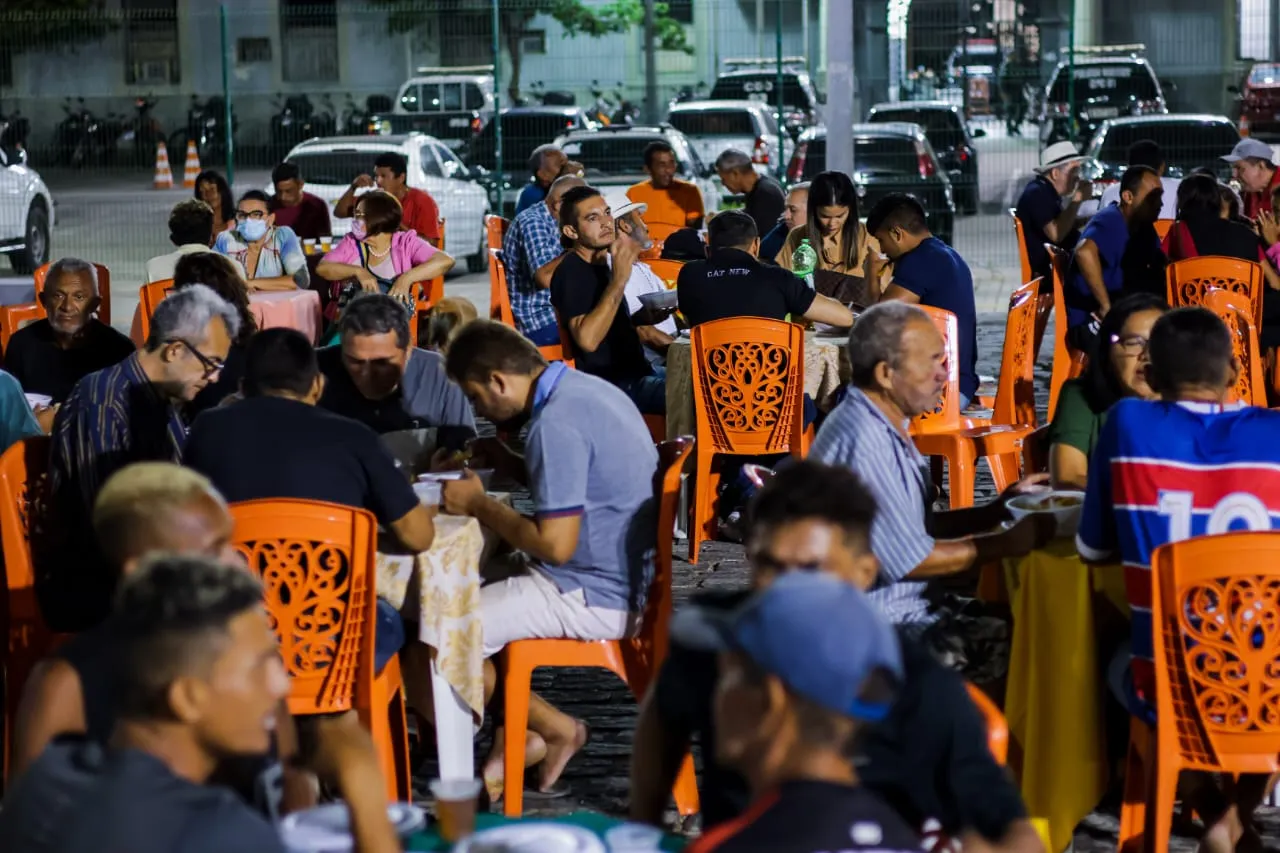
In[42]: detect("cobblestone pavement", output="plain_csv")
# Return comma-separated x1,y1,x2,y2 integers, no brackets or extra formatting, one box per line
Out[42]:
415,313,1280,852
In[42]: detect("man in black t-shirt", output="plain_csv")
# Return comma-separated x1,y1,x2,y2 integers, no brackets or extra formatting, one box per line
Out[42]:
630,461,1039,852
677,210,853,328
714,149,786,235
0,556,401,853
550,185,665,414
1014,141,1091,288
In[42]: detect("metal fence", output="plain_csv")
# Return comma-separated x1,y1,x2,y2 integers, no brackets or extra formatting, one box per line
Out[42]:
0,1,1272,317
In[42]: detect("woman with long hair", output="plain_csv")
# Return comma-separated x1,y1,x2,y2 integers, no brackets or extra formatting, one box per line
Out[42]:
1047,293,1169,489
194,170,236,236
777,170,887,302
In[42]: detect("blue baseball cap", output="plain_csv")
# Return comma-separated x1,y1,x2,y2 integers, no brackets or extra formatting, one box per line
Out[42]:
671,573,904,722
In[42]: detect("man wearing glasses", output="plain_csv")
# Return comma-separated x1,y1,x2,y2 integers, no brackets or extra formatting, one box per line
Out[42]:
43,284,239,633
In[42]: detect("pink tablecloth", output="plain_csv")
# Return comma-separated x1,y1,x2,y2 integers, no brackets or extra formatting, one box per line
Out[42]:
130,289,322,346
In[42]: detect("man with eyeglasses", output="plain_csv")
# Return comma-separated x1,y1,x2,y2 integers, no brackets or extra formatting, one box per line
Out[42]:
43,284,239,633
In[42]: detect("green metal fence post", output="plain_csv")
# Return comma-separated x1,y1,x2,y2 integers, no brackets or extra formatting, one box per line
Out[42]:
775,0,784,181
492,0,503,211
220,4,234,183
1066,0,1076,140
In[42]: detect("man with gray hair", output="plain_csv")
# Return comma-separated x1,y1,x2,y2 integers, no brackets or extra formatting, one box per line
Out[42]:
43,283,239,632
4,256,134,406
715,148,785,235
515,144,569,216
810,303,1051,664
760,181,809,264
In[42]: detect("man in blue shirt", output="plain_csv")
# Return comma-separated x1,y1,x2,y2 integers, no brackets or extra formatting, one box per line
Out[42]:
1014,141,1090,288
867,193,979,407
514,145,568,217
1067,165,1164,353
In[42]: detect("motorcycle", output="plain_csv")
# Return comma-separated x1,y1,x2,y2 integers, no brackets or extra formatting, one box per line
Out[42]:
527,81,576,107
312,94,338,139
118,94,164,166
54,97,116,168
589,80,616,126
609,85,639,125
667,82,706,112
169,94,236,167
270,93,318,158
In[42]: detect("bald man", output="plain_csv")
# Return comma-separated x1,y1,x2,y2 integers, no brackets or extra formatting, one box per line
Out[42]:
502,173,587,345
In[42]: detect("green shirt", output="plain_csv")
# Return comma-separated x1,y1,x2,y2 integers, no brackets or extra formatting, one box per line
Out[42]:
1047,378,1107,458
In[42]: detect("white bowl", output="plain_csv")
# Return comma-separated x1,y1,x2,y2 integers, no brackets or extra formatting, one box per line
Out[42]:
1006,489,1086,539
637,289,679,311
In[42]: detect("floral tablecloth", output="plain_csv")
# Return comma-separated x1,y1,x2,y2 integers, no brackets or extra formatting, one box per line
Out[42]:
664,331,847,440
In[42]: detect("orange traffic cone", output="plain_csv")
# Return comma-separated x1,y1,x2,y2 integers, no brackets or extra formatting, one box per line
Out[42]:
153,141,173,189
182,140,201,189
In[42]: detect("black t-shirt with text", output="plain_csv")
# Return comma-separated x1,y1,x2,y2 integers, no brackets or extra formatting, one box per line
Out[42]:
549,252,653,382
677,248,816,327
3,318,135,403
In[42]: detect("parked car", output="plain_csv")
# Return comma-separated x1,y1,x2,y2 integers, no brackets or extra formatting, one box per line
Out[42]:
786,123,955,246
387,66,495,150
867,101,983,214
1038,49,1168,146
709,59,824,141
665,99,789,176
275,134,490,273
0,148,53,274
553,124,721,216
460,106,596,218
1079,113,1239,216
1231,62,1280,139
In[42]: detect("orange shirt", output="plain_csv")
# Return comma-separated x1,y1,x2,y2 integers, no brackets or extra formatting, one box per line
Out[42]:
627,179,705,230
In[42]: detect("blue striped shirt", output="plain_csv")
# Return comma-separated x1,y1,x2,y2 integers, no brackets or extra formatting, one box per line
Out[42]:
810,387,937,624
502,201,562,335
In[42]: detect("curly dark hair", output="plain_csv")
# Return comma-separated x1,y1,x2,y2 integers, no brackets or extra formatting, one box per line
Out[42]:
172,252,257,343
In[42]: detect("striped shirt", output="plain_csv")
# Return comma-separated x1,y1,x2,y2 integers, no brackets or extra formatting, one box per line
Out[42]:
502,200,562,335
811,387,936,624
1077,398,1280,717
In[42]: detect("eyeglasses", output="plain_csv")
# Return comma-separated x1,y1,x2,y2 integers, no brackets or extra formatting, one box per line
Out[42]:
235,209,268,221
1109,333,1150,355
168,339,225,377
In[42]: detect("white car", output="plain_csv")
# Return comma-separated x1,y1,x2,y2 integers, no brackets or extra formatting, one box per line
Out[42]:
273,134,490,273
665,100,789,177
554,125,720,215
0,148,53,274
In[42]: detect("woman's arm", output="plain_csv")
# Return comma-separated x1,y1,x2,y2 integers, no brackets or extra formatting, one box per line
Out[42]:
1049,443,1089,490
246,275,300,292
316,262,379,292
389,253,456,298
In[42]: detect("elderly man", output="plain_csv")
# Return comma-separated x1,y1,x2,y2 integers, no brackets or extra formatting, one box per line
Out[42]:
627,140,704,232
44,284,238,632
1014,141,1091,287
1222,137,1280,221
515,144,569,216
4,257,134,405
810,303,1051,648
605,187,678,367
502,174,585,345
334,152,440,244
0,557,401,853
438,320,658,799
759,181,809,264
316,294,475,453
715,149,785,235
145,199,218,283
268,160,332,242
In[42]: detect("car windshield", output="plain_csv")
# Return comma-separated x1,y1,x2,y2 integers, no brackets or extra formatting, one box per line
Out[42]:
794,136,922,180
869,109,965,149
1250,64,1280,85
710,74,812,112
465,113,581,172
562,136,670,177
1048,63,1159,103
668,110,756,137
1091,121,1240,176
285,150,390,186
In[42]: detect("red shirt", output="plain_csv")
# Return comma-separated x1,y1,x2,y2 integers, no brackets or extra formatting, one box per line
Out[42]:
268,191,332,240
1241,166,1280,221
399,187,441,241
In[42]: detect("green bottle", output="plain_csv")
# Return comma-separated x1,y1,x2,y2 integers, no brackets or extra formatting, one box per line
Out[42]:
792,238,817,290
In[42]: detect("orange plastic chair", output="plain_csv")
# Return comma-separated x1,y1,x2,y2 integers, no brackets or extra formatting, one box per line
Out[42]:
1153,219,1174,241
1045,245,1088,421
1117,532,1280,853
136,278,176,345
1166,255,1264,323
1010,208,1032,289
1204,288,1268,406
911,306,1036,507
485,213,509,252
0,437,64,783
34,261,112,325
0,303,44,353
966,683,1008,765
645,222,681,244
644,258,684,290
501,437,700,817
489,249,516,326
688,318,806,561
228,499,410,802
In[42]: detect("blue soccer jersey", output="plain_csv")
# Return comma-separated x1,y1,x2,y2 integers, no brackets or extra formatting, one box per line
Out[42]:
1077,399,1280,712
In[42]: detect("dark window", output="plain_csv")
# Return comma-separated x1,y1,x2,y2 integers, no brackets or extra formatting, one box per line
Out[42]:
562,137,665,178
666,0,694,24
521,29,547,55
668,110,756,137
237,38,272,64
1047,62,1159,104
464,83,486,111
123,0,179,86
420,144,443,177
280,0,338,84
1095,121,1241,178
868,108,965,149
709,74,814,112
794,136,922,180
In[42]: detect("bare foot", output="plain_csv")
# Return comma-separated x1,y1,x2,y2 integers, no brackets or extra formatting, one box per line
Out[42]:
1198,806,1242,853
537,718,588,793
481,730,547,802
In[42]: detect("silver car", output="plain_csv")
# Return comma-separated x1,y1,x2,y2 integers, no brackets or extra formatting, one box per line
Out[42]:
665,100,789,176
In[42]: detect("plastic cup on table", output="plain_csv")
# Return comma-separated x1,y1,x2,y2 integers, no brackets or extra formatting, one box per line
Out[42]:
412,480,441,507
429,778,482,842
605,823,664,851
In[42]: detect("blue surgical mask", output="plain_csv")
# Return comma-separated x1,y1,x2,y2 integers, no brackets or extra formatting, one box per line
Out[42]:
238,218,268,242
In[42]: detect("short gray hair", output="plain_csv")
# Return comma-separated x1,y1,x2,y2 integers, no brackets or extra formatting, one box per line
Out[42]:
147,283,241,349
788,181,811,196
337,293,411,349
847,302,929,388
714,149,753,174
528,143,563,175
46,257,99,297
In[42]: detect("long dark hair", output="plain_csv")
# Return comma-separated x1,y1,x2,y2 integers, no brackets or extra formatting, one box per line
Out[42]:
194,170,235,224
806,171,862,270
1081,293,1169,412
172,251,257,344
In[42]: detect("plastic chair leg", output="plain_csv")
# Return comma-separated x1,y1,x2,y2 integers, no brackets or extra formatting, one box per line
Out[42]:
988,451,1021,493
689,450,717,563
368,660,411,802
946,449,977,509
1117,722,1149,852
673,753,700,817
502,655,534,817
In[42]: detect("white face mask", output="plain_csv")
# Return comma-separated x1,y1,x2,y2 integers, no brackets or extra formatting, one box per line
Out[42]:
238,218,268,242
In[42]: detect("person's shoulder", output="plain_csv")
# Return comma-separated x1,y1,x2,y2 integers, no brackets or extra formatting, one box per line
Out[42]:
626,181,650,199
405,346,449,383
90,319,135,349
1052,377,1095,416
7,317,51,348
303,191,328,208
179,789,284,853
315,344,343,373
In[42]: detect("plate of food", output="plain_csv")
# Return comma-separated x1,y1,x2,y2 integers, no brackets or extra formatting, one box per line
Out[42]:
1006,490,1086,539
453,823,606,853
280,803,427,853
